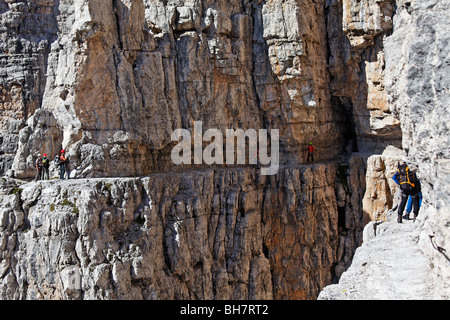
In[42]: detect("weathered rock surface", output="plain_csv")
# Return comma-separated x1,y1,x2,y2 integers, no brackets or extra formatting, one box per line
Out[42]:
4,0,348,179
321,0,450,300
327,0,402,154
0,0,58,175
318,210,434,300
384,0,450,299
362,146,405,221
0,164,365,300
0,0,448,301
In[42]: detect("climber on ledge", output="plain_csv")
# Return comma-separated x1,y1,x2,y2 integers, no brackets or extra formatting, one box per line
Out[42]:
393,162,421,223
306,143,315,164
35,153,43,182
42,154,50,180
59,150,67,179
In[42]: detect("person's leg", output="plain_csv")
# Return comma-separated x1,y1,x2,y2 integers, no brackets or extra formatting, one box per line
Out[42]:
398,193,409,223
412,194,420,221
65,164,70,179
405,195,413,219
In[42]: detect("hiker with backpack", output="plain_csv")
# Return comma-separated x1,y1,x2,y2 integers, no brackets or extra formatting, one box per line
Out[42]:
35,154,43,181
42,154,50,180
306,143,315,164
393,162,421,223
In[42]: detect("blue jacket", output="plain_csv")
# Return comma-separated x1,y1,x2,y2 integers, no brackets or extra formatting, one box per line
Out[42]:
392,171,401,185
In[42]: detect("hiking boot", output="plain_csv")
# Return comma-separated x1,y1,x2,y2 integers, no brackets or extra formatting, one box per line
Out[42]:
413,214,418,222
397,215,403,224
403,213,410,221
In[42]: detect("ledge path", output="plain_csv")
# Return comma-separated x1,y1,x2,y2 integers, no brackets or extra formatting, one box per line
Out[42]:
318,212,434,300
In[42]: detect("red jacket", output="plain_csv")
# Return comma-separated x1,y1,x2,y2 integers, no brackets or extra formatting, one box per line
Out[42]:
307,145,315,153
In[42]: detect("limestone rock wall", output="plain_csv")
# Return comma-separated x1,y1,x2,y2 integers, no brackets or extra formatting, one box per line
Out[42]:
361,146,404,221
0,164,365,300
327,0,402,154
384,0,450,299
0,0,59,175
321,0,450,300
0,0,448,301
5,0,347,179
0,0,381,301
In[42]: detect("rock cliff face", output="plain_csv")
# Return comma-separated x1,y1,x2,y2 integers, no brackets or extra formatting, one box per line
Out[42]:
6,0,348,179
0,164,366,300
384,0,450,299
0,0,59,174
321,0,450,300
0,0,448,300
327,0,402,154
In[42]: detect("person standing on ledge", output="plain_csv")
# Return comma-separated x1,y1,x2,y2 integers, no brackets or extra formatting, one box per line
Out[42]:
35,154,43,181
42,154,50,180
306,143,315,164
393,162,421,223
59,150,67,179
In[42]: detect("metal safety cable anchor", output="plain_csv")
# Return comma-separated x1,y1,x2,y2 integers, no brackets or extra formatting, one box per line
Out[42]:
429,234,449,261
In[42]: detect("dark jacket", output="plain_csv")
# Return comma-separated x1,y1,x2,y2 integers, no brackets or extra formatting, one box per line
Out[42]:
393,171,421,194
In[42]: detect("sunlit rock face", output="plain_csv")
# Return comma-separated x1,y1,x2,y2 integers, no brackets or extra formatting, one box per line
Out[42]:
0,0,448,300
5,0,345,179
0,164,366,300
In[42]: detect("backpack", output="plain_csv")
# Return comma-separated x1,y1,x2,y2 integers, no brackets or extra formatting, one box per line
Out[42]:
398,163,417,193
54,155,61,165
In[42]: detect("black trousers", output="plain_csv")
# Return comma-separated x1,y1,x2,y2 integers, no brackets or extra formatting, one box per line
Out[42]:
307,152,314,163
35,168,43,181
398,192,420,217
